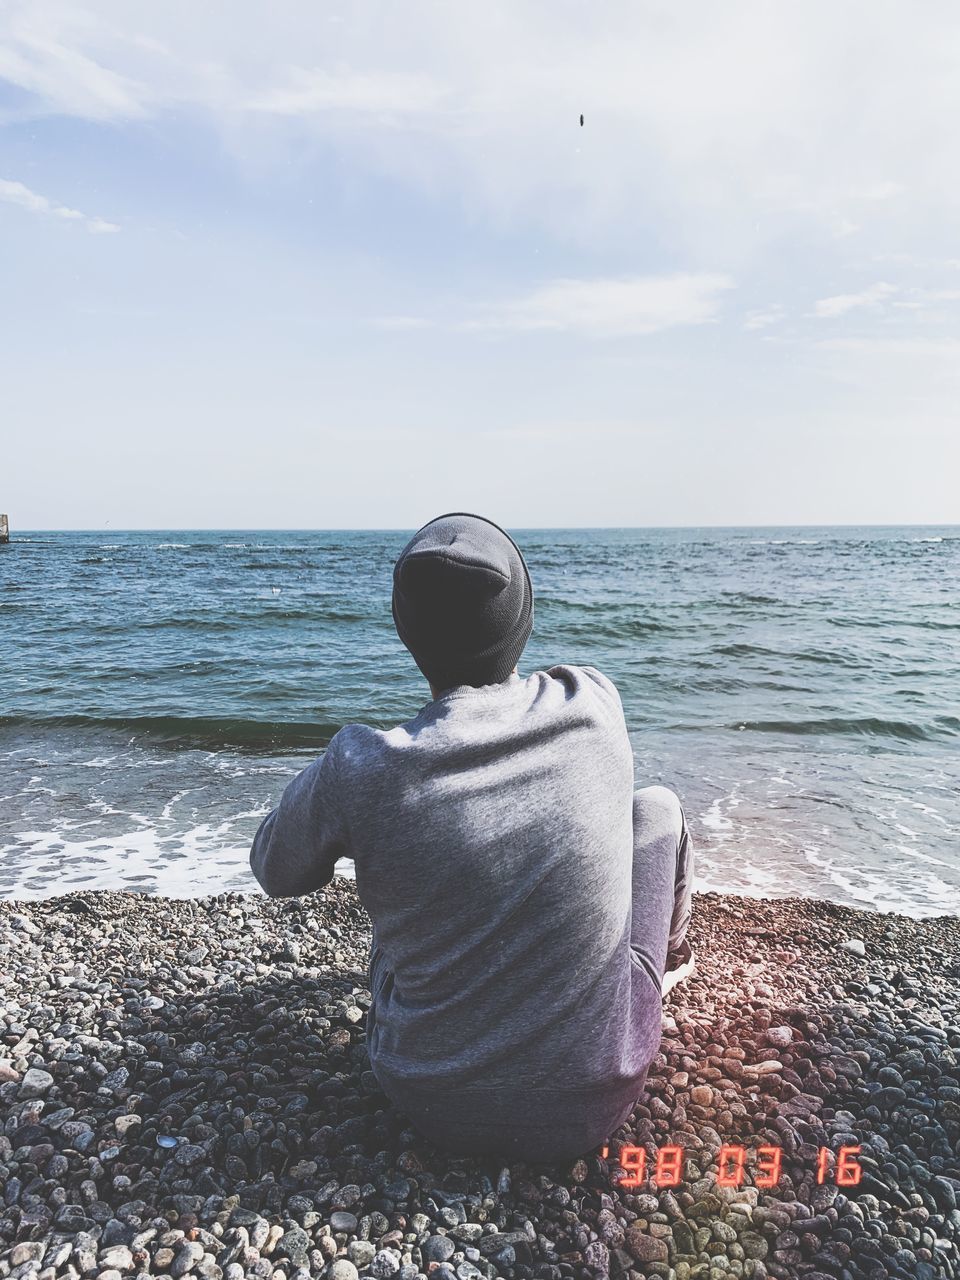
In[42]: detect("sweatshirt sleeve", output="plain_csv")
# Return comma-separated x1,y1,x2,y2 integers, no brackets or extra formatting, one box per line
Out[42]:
249,734,351,898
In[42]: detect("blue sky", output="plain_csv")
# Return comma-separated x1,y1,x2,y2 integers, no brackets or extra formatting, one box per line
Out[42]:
2,1,959,528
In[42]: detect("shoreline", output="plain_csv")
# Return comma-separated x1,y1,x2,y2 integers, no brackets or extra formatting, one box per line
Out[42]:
3,864,956,925
1,885,958,1280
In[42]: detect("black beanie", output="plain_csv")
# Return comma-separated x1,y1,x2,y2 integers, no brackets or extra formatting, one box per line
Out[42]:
392,512,534,693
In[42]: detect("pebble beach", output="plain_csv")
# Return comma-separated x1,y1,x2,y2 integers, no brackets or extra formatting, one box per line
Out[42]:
1,884,958,1280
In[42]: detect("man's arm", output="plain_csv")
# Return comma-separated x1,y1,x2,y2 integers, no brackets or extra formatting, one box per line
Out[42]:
249,734,350,897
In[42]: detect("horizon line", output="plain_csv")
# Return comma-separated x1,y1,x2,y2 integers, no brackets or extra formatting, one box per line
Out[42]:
6,521,960,534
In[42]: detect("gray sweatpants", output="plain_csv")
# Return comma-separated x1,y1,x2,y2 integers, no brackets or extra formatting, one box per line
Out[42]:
369,786,695,1162
628,785,695,990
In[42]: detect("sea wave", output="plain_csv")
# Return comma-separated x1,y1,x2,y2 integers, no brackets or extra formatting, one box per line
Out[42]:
713,642,865,667
78,607,372,634
699,716,959,742
718,591,783,605
0,713,344,751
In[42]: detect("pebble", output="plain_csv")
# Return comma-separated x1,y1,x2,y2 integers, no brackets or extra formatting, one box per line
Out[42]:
329,1211,359,1233
347,1241,376,1267
170,1241,204,1277
623,1225,668,1262
841,936,867,956
18,1067,54,1098
422,1236,456,1263
99,1245,134,1270
0,883,956,1280
370,1248,401,1277
765,1025,795,1049
327,1262,359,1280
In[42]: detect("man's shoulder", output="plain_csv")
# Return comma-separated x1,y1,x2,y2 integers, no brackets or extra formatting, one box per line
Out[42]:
543,663,624,708
326,722,381,769
330,718,419,770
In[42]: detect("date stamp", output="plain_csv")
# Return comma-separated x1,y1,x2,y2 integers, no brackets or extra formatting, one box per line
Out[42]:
599,1142,863,1189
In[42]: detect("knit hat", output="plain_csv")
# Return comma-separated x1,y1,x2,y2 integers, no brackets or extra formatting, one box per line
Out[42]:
392,512,534,693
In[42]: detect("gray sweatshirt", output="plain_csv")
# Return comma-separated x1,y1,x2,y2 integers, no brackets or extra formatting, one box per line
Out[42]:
249,665,663,1159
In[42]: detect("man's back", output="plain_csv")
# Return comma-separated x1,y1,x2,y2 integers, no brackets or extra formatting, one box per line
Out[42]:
330,664,664,1139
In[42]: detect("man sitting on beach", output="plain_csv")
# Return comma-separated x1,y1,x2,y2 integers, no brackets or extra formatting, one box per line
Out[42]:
249,511,695,1162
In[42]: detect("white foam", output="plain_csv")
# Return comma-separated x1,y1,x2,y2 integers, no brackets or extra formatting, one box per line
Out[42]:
701,796,734,832
907,798,948,827
892,842,955,870
1,804,353,897
802,845,960,917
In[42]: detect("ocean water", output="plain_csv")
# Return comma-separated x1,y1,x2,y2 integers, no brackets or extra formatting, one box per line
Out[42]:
1,527,958,917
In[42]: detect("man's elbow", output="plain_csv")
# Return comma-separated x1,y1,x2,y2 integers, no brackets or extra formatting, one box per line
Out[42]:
249,812,287,897
250,825,333,899
250,849,300,898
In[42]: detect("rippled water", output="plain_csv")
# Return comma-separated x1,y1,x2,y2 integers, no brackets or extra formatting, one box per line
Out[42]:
1,527,958,916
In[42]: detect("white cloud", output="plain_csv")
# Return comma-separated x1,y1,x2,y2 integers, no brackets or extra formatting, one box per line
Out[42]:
0,9,147,120
744,304,786,331
832,217,861,239
854,181,905,201
369,315,433,330
1,2,959,261
247,69,446,117
464,273,734,338
813,282,897,318
0,177,118,232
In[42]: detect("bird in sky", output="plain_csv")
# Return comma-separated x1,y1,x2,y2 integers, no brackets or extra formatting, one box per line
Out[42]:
580,114,584,126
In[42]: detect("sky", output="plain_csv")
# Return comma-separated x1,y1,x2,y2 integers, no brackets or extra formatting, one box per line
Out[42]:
2,1,960,529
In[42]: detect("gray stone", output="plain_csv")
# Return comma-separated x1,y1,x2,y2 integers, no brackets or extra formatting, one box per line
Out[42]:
99,1246,134,1270
19,1067,54,1099
422,1237,455,1264
370,1249,401,1278
330,1185,362,1211
583,1242,610,1273
329,1211,358,1233
280,1226,311,1263
347,1242,376,1268
327,1264,359,1280
10,1244,44,1265
41,1243,72,1269
170,1242,204,1277
173,1143,206,1167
